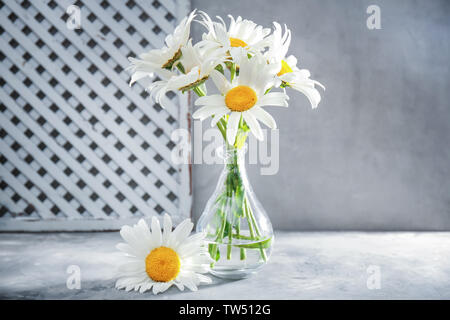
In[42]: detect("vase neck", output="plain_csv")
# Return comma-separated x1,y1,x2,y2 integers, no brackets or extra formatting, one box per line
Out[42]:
221,144,247,166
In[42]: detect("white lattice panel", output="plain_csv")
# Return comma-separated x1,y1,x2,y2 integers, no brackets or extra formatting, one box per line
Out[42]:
0,0,192,231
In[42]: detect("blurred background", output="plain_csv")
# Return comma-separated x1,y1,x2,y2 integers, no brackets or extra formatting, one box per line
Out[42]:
0,0,192,231
191,0,450,230
0,0,449,232
0,0,449,300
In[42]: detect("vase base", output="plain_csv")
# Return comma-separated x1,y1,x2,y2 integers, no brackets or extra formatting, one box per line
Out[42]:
209,265,264,280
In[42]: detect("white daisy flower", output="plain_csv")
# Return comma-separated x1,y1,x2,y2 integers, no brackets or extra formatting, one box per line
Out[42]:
197,11,271,58
265,22,291,71
147,40,225,107
193,49,289,145
127,10,197,84
266,22,325,109
115,214,212,295
280,67,325,109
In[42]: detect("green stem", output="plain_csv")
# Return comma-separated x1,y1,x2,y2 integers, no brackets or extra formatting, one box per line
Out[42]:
232,233,252,240
236,218,246,260
191,66,269,264
192,85,205,96
230,62,236,82
216,119,227,141
244,197,267,262
227,222,232,259
176,62,185,74
244,197,256,240
248,201,261,238
209,197,227,267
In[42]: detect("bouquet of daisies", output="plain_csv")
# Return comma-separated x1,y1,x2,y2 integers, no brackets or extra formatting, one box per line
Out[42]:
128,10,324,276
129,10,324,145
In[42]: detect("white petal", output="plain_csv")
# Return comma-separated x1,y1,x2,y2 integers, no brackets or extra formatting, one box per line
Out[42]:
179,244,205,259
210,109,229,127
311,78,326,90
296,68,311,78
136,219,149,234
119,225,135,244
194,94,225,106
118,261,144,274
139,280,153,293
173,280,185,291
257,92,289,107
236,51,255,87
291,83,322,109
185,231,207,244
116,243,140,257
226,112,241,145
130,71,151,86
285,55,298,68
136,219,152,252
178,233,207,254
119,226,147,257
162,213,172,246
193,105,228,121
157,282,172,294
243,111,263,140
210,70,231,94
192,105,213,120
168,219,193,247
250,107,277,129
172,218,194,244
152,282,163,295
197,274,213,284
151,216,162,247
116,275,148,290
184,263,210,273
178,274,198,292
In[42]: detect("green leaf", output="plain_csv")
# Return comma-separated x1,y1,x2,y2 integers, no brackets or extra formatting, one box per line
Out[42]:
215,64,224,74
235,237,273,249
180,77,208,93
208,243,220,261
222,220,232,238
234,188,244,217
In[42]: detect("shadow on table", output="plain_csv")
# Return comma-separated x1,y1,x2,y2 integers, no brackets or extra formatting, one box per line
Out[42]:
0,276,239,300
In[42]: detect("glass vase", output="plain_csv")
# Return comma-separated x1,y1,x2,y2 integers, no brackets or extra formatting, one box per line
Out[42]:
196,144,274,279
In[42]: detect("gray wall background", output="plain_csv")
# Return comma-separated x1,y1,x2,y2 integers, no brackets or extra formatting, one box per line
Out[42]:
191,0,450,230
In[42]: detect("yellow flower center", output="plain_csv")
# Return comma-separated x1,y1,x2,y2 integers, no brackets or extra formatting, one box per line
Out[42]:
230,37,248,48
145,247,180,282
225,86,257,112
277,60,293,76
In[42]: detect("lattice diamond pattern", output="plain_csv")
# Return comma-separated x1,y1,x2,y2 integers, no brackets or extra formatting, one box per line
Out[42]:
0,0,192,231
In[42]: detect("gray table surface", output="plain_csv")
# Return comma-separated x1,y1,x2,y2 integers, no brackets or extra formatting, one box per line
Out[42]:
0,231,449,299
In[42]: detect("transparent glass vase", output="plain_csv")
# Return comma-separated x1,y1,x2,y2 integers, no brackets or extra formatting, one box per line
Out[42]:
196,144,274,279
